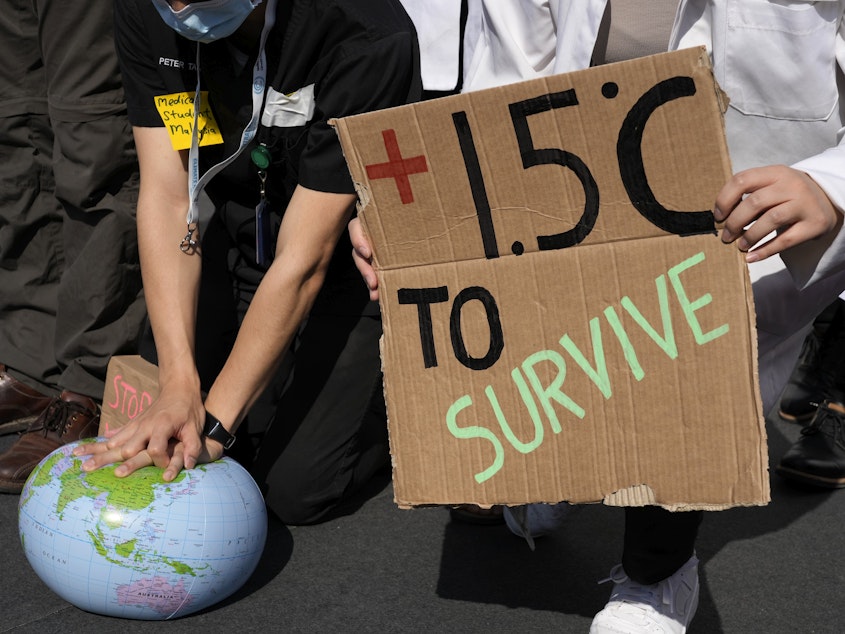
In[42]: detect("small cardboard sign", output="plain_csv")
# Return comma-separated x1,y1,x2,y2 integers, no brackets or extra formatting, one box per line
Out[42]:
99,355,160,436
333,48,769,510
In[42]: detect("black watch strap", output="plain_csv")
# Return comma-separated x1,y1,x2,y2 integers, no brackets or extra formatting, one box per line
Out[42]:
203,411,237,450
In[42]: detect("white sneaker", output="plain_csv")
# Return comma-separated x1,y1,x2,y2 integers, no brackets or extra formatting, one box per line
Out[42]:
590,555,699,634
502,502,573,550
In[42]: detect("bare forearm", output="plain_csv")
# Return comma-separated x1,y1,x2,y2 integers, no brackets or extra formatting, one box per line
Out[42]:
137,200,202,387
203,187,357,430
133,127,202,390
203,259,325,428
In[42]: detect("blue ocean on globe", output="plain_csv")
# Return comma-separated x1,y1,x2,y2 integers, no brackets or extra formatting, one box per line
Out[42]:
18,438,267,620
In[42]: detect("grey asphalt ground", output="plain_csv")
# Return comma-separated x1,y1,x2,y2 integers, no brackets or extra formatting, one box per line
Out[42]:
1,401,843,633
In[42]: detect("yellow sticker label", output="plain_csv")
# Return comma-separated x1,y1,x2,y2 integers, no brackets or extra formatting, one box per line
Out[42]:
154,91,224,151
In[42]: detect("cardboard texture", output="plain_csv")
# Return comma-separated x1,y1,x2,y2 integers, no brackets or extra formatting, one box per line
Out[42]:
333,48,768,510
99,355,160,436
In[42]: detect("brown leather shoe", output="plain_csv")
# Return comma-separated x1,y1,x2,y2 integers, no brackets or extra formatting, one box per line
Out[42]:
0,391,100,493
0,364,53,435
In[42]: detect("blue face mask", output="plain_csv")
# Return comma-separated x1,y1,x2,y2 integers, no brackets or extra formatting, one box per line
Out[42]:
151,0,263,43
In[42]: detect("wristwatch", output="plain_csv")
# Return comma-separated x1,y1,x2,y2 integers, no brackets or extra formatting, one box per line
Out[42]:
203,411,237,450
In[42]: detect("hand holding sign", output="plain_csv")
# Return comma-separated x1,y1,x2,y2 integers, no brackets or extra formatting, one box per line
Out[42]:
349,216,380,301
715,165,843,263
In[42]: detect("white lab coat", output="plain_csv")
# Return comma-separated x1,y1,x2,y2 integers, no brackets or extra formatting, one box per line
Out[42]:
460,0,845,412
398,0,464,91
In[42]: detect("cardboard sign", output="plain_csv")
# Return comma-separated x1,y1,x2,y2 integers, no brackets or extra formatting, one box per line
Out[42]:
99,356,160,436
333,48,768,510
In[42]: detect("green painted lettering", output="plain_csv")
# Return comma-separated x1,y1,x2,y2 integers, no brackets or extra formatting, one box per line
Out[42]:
522,350,585,433
603,306,645,380
446,395,505,483
486,370,544,454
667,251,729,344
560,317,612,398
620,274,678,359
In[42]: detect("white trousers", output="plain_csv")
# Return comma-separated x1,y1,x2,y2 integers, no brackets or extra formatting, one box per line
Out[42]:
751,256,845,413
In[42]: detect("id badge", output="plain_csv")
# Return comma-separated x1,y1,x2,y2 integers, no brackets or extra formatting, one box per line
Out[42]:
255,199,273,267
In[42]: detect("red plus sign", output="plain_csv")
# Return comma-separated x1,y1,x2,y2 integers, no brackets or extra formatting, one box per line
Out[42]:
365,129,428,204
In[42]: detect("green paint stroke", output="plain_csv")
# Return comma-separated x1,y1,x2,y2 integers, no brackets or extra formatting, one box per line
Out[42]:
522,349,585,430
604,305,645,380
560,317,612,398
668,251,729,344
620,273,678,359
446,395,504,483
486,370,544,454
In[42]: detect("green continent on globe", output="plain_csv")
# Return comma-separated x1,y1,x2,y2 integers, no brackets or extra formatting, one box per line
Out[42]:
115,538,137,558
56,461,186,520
24,445,206,577
87,525,202,576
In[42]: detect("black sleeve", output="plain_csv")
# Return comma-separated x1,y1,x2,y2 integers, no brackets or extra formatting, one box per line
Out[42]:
299,30,422,193
114,0,194,127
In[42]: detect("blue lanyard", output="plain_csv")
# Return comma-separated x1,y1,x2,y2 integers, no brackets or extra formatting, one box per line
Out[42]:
180,0,278,253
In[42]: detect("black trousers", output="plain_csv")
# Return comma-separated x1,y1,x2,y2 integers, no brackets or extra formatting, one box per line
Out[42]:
0,0,145,399
623,507,703,584
249,312,389,526
143,212,390,526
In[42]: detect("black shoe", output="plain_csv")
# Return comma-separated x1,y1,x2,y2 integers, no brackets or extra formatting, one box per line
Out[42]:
779,300,845,422
776,400,845,488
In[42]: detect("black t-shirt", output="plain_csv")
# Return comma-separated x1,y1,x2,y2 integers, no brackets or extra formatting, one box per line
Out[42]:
115,0,422,314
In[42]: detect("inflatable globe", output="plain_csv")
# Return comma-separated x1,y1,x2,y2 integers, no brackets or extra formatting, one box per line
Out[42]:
18,439,267,620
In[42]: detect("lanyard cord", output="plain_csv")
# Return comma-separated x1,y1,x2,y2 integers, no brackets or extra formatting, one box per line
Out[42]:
180,0,278,252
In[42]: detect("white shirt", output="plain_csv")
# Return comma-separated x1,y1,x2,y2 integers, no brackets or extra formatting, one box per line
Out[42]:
461,0,845,288
398,0,463,91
